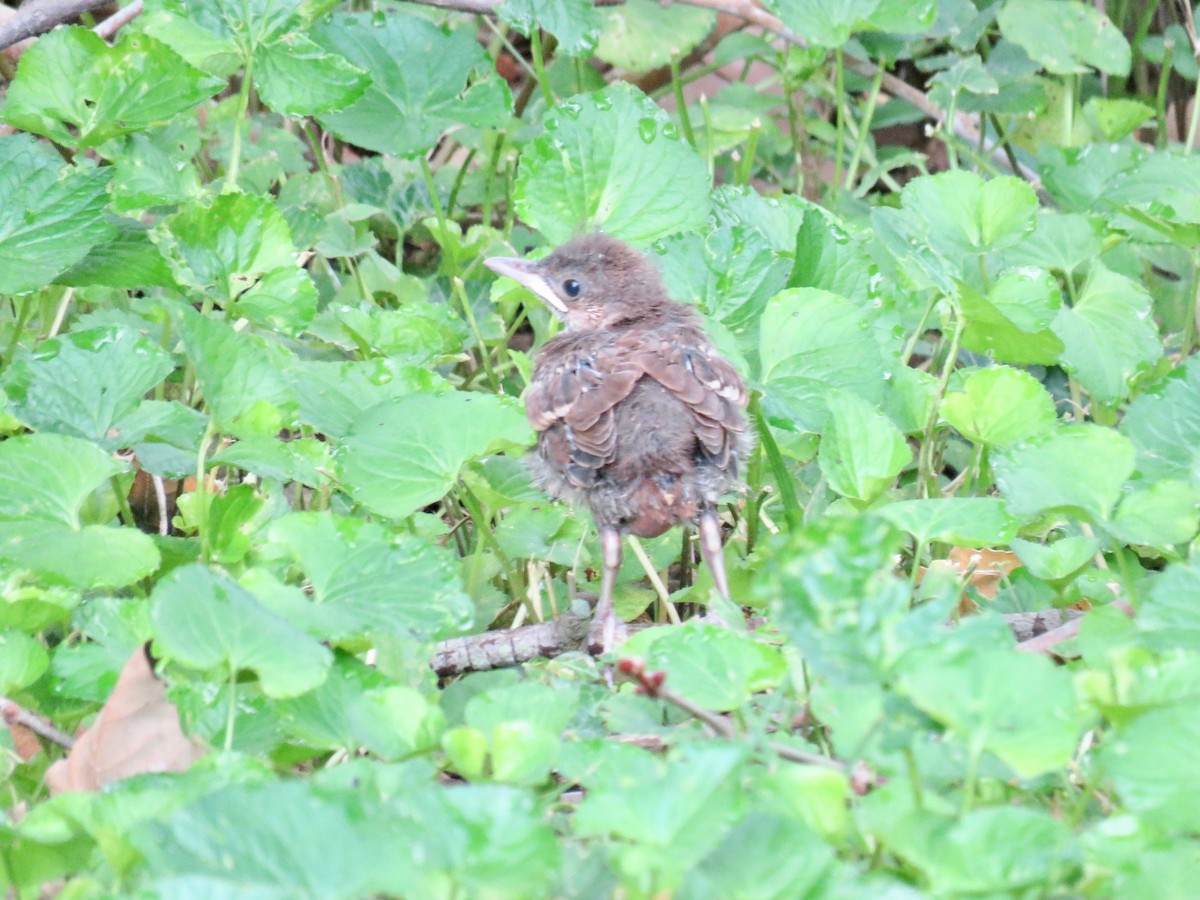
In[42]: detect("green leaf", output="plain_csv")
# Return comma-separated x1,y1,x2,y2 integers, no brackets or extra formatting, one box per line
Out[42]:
900,647,1080,777
1007,211,1103,275
682,813,835,898
255,35,368,116
759,288,887,433
499,0,603,54
877,498,1019,547
514,82,710,245
596,0,716,70
135,780,399,898
1121,355,1200,483
765,0,879,48
1106,481,1200,548
150,564,331,697
902,170,1039,263
287,358,451,439
338,392,532,520
878,806,1079,893
787,206,874,303
313,13,511,156
277,655,444,759
621,623,786,711
173,307,298,437
3,326,174,449
0,134,115,294
993,426,1135,521
0,435,159,587
2,28,223,149
958,269,1064,365
574,743,747,877
759,516,912,684
999,0,1131,76
1011,535,1100,580
941,366,1058,448
1101,702,1200,832
1084,97,1155,141
155,193,317,334
0,631,50,693
267,513,473,640
818,391,911,504
107,118,202,213
57,222,178,289
654,226,791,332
1051,264,1161,404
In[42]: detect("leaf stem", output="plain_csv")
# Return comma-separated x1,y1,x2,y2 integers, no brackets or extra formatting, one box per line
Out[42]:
223,667,237,752
669,54,697,148
225,52,255,191
843,64,883,192
1,295,33,371
917,310,965,499
749,394,802,533
832,47,845,197
528,29,554,110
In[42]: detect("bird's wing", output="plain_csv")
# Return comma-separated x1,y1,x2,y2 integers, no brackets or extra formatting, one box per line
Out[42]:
525,338,643,486
637,335,749,467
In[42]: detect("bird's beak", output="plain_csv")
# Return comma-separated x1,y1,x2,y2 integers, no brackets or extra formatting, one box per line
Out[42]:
484,257,568,314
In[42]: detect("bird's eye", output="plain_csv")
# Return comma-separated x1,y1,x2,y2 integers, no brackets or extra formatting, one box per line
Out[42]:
563,279,582,298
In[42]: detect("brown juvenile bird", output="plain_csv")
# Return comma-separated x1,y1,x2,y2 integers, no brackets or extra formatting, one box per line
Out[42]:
485,234,751,651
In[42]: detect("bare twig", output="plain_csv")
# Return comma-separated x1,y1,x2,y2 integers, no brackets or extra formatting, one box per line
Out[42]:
1015,600,1134,656
432,611,592,677
93,0,142,40
0,0,110,50
614,656,860,778
1,695,76,750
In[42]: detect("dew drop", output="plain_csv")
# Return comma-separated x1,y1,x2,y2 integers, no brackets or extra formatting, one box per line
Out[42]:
637,117,657,144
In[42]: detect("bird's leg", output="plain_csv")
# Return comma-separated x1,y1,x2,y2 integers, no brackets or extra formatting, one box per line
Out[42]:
698,510,732,602
589,524,627,655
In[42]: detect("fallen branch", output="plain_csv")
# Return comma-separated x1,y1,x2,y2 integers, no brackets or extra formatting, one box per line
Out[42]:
1,695,75,750
432,611,592,677
0,0,111,51
1015,600,1134,657
614,656,884,791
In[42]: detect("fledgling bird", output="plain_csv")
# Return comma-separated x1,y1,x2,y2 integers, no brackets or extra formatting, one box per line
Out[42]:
485,234,751,651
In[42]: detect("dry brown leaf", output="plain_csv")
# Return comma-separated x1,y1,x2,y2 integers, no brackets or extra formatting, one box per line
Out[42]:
920,547,1023,615
45,644,207,794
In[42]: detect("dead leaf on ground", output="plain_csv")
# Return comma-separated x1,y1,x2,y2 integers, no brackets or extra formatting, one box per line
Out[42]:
45,644,207,794
921,546,1023,614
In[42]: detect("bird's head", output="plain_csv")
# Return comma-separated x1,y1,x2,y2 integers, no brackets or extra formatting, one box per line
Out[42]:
485,234,667,331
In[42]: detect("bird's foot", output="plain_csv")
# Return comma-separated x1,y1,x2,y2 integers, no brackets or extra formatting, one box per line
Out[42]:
587,607,629,657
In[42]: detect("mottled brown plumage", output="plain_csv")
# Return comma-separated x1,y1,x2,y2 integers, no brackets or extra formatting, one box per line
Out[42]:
485,234,750,650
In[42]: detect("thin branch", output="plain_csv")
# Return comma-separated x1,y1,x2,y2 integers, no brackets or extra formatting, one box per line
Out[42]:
1,695,76,750
0,0,111,51
93,0,142,40
1015,600,1134,657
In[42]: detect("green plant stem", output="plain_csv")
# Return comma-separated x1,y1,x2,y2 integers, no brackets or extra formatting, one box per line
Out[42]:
224,668,237,752
195,418,216,560
1154,58,1172,149
111,478,138,529
745,440,764,554
528,30,554,109
903,745,925,809
961,737,984,814
419,154,447,222
699,95,716,180
734,122,761,186
451,277,501,393
900,295,938,366
1186,77,1200,153
917,311,965,499
832,48,845,196
2,296,33,371
749,394,802,532
225,53,255,191
447,148,477,218
669,54,698,148
457,480,518,591
843,65,884,192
